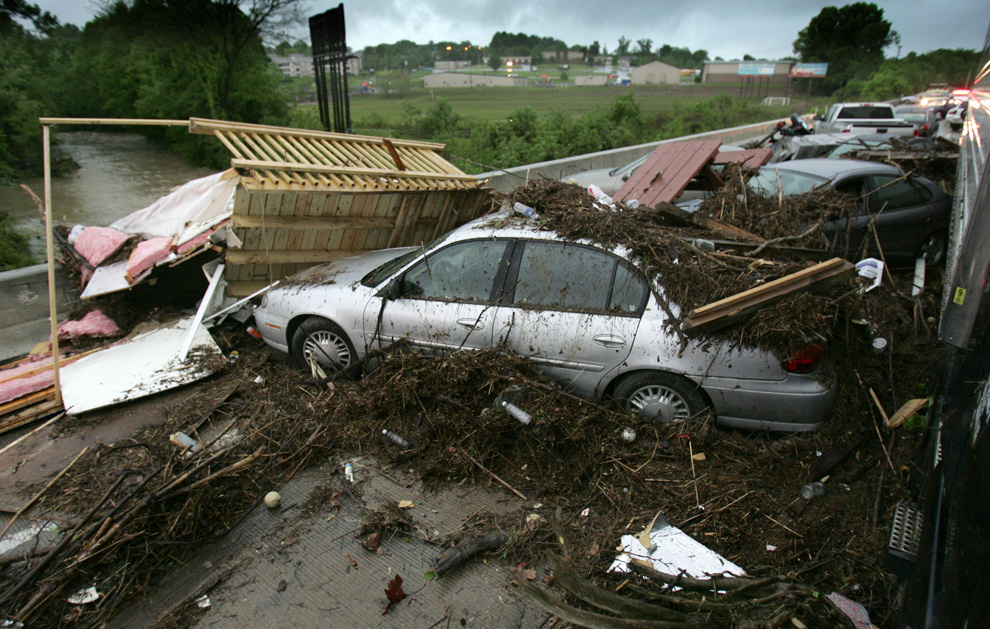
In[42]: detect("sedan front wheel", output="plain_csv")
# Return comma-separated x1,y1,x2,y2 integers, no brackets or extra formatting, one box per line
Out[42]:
291,317,356,373
613,372,709,422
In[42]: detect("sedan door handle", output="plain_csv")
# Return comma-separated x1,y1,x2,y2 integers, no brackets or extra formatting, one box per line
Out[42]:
593,335,625,348
457,318,485,331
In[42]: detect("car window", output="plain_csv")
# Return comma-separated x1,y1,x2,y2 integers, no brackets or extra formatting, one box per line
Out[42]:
833,177,867,215
398,240,509,303
610,262,649,313
749,168,827,196
510,241,645,314
866,175,929,213
837,106,894,119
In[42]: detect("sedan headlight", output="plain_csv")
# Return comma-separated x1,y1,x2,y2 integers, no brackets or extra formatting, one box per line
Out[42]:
260,294,268,308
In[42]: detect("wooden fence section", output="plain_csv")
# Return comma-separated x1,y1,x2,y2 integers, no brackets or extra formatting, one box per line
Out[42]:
189,119,493,296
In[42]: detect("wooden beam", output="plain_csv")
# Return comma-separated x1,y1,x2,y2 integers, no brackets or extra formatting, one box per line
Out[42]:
188,118,446,151
225,249,371,265
232,215,396,230
231,158,479,183
39,117,189,127
0,388,56,417
225,280,282,297
681,257,855,333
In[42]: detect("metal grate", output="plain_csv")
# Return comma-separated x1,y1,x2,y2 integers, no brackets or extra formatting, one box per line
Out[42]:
887,500,923,578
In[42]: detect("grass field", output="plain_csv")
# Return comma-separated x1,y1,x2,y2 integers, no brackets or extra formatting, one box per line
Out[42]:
343,84,828,125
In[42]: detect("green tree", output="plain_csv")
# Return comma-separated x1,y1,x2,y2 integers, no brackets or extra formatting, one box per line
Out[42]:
488,54,501,71
793,2,896,92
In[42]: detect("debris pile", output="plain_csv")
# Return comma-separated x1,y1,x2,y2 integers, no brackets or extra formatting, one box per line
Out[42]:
510,176,853,349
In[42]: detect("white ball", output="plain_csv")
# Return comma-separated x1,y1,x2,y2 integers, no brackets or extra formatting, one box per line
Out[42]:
264,491,282,509
621,427,637,443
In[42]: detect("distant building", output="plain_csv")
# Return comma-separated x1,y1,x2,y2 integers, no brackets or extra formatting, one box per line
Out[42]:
576,74,610,86
554,50,585,64
616,56,632,71
630,61,682,85
702,60,795,84
434,60,472,72
424,72,528,88
346,53,362,76
269,53,313,78
269,52,361,77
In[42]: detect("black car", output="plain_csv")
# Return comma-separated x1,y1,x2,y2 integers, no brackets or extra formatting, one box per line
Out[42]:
749,159,952,265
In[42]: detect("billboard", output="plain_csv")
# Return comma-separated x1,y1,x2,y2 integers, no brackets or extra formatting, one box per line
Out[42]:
738,62,776,76
790,62,828,78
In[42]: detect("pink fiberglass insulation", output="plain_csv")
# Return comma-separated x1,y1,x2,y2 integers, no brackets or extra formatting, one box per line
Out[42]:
126,237,173,281
57,310,120,340
0,371,54,405
175,229,213,254
74,227,132,267
0,353,54,381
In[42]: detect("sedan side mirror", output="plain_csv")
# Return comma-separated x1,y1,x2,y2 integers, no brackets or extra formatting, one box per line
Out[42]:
813,114,825,122
382,280,402,301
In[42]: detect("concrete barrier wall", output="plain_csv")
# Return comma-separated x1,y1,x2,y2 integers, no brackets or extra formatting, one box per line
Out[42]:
0,264,78,330
475,117,791,193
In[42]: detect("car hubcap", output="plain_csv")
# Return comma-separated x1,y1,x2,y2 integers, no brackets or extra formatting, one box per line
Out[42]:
922,235,945,265
626,385,690,421
302,331,351,370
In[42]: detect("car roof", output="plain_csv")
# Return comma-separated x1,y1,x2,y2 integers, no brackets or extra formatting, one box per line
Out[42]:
440,210,636,257
764,158,900,180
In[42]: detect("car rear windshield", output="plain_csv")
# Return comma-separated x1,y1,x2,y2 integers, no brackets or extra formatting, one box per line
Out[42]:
897,112,926,123
837,106,895,119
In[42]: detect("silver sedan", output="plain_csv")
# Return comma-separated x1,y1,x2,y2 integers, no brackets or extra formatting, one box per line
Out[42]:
254,213,835,432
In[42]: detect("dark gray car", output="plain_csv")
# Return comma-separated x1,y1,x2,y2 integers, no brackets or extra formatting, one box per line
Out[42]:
749,159,951,265
893,105,939,138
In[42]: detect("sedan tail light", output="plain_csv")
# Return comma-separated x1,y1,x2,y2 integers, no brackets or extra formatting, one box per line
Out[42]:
783,344,824,374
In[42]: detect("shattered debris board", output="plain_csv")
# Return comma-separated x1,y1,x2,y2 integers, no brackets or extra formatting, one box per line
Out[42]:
59,316,223,414
186,119,493,296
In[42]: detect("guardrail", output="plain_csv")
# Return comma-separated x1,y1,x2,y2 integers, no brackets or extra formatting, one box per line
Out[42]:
475,117,800,192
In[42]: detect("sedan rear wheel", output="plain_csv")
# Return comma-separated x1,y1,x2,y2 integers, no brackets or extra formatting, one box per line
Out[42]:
613,372,709,422
291,317,356,373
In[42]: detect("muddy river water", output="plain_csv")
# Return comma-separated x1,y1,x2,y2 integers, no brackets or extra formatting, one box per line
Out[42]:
0,131,215,259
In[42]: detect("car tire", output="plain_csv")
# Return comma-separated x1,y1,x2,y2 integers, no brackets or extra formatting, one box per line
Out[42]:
613,372,710,422
291,317,356,373
920,232,946,266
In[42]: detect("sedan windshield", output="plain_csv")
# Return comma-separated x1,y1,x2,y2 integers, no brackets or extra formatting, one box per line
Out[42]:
361,249,421,287
748,168,828,196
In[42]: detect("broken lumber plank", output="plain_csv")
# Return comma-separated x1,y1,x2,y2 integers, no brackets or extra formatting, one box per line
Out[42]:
886,398,929,429
0,399,61,435
655,202,765,243
0,388,56,418
681,258,855,334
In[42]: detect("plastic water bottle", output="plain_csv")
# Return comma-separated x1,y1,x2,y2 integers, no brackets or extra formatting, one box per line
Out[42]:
512,202,536,217
501,400,532,425
382,429,410,449
344,462,354,483
625,199,640,209
588,184,614,206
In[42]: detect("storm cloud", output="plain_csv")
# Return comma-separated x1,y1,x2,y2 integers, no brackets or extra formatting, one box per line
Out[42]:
37,0,988,59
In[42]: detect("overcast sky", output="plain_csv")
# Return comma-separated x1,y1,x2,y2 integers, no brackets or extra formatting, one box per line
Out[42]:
37,0,988,60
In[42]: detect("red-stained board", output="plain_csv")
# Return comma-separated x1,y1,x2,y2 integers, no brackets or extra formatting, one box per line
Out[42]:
713,147,774,169
615,140,722,207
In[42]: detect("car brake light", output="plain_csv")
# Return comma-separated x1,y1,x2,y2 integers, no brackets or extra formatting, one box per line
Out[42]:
841,129,850,133
783,344,823,374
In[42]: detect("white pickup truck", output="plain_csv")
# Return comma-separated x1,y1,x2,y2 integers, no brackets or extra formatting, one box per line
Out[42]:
813,103,915,136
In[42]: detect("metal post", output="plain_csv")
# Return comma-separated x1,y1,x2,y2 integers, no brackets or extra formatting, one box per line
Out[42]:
43,124,62,406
